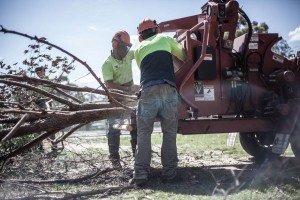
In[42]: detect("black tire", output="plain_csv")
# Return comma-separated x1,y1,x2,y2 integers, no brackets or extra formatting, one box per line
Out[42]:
290,122,300,161
239,132,278,162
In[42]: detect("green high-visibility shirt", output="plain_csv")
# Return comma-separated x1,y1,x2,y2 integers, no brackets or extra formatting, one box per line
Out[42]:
135,34,186,68
102,50,134,85
134,34,186,86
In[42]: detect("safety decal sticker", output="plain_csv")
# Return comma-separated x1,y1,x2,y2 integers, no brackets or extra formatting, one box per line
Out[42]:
194,82,215,101
204,54,213,61
250,34,259,42
273,54,284,63
248,43,258,50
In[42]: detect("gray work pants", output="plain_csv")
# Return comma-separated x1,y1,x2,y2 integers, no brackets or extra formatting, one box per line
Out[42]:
134,84,179,180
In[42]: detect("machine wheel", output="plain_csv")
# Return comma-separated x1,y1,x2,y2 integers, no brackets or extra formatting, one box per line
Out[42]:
290,122,300,161
239,132,278,162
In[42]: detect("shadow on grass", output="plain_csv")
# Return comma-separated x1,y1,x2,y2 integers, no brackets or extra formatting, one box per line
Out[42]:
141,156,300,196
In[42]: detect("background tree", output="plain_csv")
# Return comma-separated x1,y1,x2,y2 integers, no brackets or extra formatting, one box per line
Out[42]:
236,16,269,37
272,39,294,58
236,15,293,58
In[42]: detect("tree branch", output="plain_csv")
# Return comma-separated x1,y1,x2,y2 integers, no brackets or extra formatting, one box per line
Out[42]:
0,26,133,111
0,75,137,101
53,87,83,103
0,79,79,108
0,129,60,162
0,107,130,139
53,123,87,144
1,114,29,142
0,167,115,184
5,185,133,200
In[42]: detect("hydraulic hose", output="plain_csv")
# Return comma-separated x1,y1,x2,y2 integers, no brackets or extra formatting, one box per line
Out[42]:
238,7,253,76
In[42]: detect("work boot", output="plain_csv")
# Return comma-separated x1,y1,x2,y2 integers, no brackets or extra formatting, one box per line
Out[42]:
130,127,137,157
109,153,121,169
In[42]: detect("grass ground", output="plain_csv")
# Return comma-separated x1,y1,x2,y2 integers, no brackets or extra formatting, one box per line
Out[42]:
117,134,299,200
1,133,299,199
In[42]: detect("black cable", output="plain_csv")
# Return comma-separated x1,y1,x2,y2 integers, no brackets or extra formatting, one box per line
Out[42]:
225,8,253,116
238,8,253,76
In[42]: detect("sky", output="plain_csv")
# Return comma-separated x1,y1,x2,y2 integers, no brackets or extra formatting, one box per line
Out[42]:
0,0,300,87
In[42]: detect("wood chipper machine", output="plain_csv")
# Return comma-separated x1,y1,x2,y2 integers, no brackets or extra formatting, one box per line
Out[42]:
157,0,300,161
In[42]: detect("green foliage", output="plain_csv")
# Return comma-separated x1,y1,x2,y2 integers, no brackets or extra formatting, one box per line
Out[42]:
0,41,76,105
22,42,76,77
236,15,293,58
272,39,294,58
236,15,269,37
0,134,36,157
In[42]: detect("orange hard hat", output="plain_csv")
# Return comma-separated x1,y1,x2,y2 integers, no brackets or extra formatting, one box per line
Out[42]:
112,30,131,45
137,18,157,33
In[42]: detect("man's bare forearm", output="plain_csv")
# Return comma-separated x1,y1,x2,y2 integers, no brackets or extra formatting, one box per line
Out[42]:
105,81,130,92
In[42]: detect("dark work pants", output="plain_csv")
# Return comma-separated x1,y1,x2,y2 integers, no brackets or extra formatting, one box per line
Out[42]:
107,118,121,157
107,116,137,157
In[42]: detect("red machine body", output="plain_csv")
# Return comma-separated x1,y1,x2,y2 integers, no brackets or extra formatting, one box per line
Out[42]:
158,0,300,159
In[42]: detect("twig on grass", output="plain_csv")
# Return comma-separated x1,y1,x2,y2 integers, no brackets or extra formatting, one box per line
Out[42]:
5,185,133,200
57,185,133,200
0,167,115,184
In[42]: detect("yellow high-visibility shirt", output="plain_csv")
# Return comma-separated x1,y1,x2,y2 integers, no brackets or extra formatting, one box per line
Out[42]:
102,50,134,85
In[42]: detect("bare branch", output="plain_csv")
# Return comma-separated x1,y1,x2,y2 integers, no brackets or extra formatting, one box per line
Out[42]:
0,26,133,111
5,185,133,200
0,129,60,162
0,75,137,101
57,185,133,200
53,87,83,103
53,123,87,144
0,107,130,139
0,78,78,108
1,114,29,142
0,167,115,184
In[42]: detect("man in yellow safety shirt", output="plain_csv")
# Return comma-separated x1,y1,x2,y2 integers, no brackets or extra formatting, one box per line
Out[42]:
131,19,186,187
102,30,137,168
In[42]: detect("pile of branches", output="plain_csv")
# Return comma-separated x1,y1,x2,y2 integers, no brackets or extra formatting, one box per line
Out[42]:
0,26,137,161
0,142,135,199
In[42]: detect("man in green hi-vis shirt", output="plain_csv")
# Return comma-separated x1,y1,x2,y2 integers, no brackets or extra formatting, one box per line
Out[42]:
131,19,186,187
102,30,137,168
